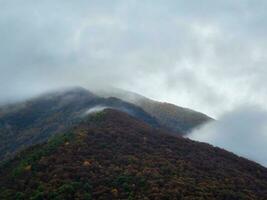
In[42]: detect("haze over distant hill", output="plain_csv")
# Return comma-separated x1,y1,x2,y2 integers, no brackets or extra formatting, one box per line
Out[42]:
0,87,160,161
0,87,212,162
95,88,212,133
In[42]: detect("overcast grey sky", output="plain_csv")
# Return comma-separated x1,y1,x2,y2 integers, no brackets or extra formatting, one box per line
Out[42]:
1,0,267,118
189,105,267,167
1,0,267,166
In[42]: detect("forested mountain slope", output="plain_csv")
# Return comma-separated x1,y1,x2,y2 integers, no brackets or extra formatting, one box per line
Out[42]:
1,109,266,200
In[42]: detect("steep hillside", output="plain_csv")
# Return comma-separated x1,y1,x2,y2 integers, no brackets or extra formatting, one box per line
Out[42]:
95,88,212,134
0,87,159,161
1,109,266,200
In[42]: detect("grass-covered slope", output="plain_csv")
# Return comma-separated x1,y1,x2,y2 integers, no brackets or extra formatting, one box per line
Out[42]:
1,109,266,200
96,88,212,135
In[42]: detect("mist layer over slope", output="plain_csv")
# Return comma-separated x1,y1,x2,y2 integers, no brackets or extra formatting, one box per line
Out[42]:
189,105,267,167
95,88,212,134
0,87,159,161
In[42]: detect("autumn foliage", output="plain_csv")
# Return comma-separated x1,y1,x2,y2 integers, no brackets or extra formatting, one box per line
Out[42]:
0,109,267,200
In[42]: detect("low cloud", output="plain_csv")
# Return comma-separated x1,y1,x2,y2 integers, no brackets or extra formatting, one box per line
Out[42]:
83,106,109,116
188,105,267,167
1,1,267,117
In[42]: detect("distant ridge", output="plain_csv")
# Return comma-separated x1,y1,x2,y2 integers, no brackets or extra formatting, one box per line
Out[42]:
95,88,212,134
0,87,160,161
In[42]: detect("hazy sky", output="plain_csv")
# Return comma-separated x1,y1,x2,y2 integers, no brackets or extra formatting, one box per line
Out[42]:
1,0,267,118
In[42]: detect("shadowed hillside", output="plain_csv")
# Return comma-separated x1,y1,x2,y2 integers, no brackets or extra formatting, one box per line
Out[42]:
0,87,159,161
1,109,266,200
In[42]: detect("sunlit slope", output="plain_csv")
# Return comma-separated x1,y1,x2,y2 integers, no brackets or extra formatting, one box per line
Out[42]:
96,88,212,135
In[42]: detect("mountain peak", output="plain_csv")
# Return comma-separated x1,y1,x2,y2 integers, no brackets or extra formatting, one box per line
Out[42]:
36,86,96,101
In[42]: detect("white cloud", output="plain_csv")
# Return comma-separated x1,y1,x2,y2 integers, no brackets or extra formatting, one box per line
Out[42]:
1,0,267,118
83,106,109,116
188,105,267,167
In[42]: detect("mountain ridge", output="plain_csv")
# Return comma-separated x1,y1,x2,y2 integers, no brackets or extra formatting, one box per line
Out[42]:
95,88,212,133
0,86,211,162
0,87,160,161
